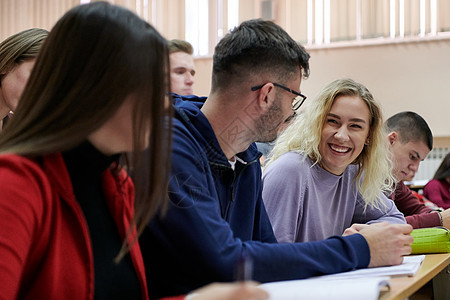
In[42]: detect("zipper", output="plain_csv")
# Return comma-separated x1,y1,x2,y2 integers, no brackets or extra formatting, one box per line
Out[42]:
224,172,236,221
210,152,261,220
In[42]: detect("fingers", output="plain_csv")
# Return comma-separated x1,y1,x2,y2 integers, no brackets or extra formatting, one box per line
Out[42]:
343,223,369,236
230,283,269,300
361,223,413,268
396,223,413,234
348,223,370,231
342,228,357,236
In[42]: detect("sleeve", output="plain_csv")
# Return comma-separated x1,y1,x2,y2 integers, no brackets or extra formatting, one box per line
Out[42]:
424,180,450,209
262,153,305,243
405,213,441,229
142,123,371,292
391,182,440,228
353,191,406,225
0,157,47,300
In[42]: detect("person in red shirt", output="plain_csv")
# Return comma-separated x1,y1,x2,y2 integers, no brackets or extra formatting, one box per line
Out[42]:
0,3,267,300
386,111,450,229
424,152,450,208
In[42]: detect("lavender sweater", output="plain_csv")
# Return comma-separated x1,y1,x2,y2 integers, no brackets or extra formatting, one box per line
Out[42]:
262,151,405,243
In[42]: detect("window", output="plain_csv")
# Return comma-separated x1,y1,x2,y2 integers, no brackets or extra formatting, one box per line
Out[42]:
308,0,450,46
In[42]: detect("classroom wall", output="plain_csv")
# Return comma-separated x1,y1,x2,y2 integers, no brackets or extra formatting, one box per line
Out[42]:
1,0,449,145
304,38,450,144
192,37,450,146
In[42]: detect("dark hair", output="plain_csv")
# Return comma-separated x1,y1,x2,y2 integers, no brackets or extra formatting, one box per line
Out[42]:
211,19,310,92
168,39,193,55
0,2,172,259
433,152,450,181
385,111,433,150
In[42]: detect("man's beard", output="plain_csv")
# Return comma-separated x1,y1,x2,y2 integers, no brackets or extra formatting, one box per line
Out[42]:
254,95,285,143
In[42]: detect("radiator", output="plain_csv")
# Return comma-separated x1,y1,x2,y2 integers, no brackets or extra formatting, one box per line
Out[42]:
413,147,450,181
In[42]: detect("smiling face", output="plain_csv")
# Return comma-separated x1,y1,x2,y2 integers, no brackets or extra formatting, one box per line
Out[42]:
318,95,371,175
388,132,431,181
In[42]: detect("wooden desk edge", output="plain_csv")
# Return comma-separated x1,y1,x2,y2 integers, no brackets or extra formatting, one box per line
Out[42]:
379,253,450,300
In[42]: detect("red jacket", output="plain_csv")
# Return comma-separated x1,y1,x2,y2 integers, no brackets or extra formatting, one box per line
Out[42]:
390,181,440,229
0,153,183,300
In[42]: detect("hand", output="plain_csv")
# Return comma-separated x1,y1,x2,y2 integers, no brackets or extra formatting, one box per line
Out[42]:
439,209,450,229
358,222,413,268
188,282,269,300
342,223,369,236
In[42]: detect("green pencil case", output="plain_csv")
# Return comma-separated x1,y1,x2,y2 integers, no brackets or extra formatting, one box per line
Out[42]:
411,227,450,254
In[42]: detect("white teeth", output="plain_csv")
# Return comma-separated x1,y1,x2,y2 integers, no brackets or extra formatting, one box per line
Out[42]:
330,144,349,153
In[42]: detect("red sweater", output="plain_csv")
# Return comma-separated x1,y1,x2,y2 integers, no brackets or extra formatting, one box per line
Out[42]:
390,181,440,229
0,153,184,300
424,179,450,209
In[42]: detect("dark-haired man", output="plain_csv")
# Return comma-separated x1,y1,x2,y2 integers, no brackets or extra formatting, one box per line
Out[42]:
386,111,450,228
141,19,413,299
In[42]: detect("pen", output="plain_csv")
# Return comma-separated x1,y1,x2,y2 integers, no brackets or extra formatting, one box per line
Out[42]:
234,250,253,281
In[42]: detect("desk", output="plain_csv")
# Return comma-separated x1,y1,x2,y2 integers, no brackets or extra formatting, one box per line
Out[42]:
404,180,428,193
379,253,450,300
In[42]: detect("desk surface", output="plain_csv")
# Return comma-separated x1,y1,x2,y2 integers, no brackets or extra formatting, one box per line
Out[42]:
379,253,450,300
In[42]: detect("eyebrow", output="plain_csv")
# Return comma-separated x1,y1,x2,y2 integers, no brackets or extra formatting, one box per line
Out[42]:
328,113,367,124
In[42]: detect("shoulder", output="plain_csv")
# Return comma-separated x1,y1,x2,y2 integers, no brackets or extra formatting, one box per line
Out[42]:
391,181,409,199
172,93,207,104
425,179,442,188
0,154,47,182
0,154,53,218
266,151,309,172
264,151,311,183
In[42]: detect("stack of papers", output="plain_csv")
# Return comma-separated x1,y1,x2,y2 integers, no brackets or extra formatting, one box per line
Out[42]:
259,255,425,300
260,276,389,300
318,255,425,279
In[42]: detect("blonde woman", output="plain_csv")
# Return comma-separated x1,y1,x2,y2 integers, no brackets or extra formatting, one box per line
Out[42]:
262,78,405,243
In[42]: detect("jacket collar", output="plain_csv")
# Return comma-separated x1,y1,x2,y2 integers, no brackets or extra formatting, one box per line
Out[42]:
172,95,261,167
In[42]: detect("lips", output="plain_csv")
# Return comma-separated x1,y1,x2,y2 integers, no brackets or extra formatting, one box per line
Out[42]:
329,143,351,153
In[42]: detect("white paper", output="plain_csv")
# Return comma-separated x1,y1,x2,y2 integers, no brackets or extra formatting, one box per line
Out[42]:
259,256,425,300
260,276,390,300
317,255,425,279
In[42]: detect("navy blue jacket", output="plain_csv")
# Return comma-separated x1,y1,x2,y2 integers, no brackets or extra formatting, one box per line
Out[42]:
141,95,371,299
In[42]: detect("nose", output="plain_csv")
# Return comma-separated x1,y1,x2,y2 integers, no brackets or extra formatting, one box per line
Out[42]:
409,161,420,174
334,126,350,142
185,73,194,85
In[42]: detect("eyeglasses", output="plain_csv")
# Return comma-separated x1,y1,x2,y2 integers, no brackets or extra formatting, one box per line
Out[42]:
251,82,307,110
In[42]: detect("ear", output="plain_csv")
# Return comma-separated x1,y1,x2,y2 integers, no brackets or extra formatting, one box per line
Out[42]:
388,131,398,145
254,83,274,112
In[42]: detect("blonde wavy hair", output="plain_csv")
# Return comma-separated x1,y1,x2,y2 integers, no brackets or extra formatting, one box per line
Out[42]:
266,78,394,208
